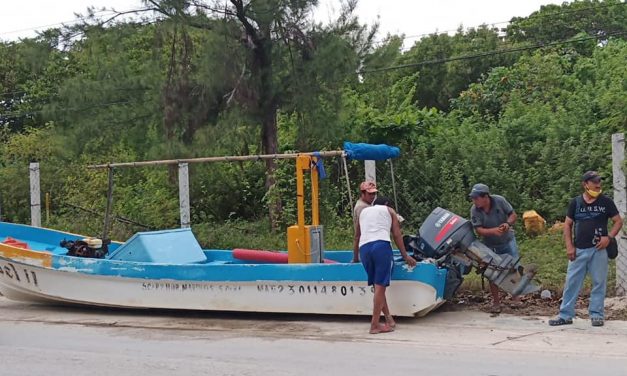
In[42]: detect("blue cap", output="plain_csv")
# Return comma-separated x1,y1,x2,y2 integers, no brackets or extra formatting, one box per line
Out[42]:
469,183,490,198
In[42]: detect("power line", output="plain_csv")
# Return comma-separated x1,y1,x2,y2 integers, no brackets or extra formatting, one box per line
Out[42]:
0,85,153,99
2,31,624,119
0,98,154,120
0,7,153,38
360,31,626,74
372,1,627,46
0,10,116,36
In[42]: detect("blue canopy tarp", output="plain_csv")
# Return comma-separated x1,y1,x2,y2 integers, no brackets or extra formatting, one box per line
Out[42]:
343,142,400,161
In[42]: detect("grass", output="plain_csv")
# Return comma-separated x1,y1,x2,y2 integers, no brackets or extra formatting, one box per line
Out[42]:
193,219,624,294
460,230,619,294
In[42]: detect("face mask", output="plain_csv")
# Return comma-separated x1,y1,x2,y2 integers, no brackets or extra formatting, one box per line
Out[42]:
585,186,602,198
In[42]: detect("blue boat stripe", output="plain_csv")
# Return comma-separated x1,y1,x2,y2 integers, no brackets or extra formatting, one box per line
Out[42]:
51,256,446,298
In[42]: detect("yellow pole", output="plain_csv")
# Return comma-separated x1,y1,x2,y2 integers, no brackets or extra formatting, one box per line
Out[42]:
296,156,306,231
311,157,320,226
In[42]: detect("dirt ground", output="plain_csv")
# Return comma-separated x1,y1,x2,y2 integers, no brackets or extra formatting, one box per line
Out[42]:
442,289,627,320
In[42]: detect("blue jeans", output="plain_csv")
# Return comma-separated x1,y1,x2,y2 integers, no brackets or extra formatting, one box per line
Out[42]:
492,237,519,260
558,246,608,320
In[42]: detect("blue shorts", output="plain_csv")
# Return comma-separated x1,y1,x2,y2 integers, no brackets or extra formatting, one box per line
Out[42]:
359,240,394,287
491,237,519,260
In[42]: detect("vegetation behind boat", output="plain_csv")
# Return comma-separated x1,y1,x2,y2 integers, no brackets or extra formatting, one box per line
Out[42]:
0,2,625,294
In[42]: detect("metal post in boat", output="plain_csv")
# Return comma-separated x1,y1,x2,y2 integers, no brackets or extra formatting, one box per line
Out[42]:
288,155,316,263
102,166,115,242
296,155,307,258
388,159,399,213
45,192,51,224
341,155,354,212
178,162,191,228
364,160,376,183
311,156,320,227
29,162,41,227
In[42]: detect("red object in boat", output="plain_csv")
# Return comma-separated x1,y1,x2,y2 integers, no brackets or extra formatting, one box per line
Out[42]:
2,237,30,249
232,248,337,264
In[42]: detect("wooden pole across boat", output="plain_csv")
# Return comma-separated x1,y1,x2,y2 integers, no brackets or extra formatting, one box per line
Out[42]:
87,150,345,169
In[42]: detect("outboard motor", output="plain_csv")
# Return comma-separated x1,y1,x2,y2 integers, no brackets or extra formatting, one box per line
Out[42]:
61,237,109,259
406,207,540,299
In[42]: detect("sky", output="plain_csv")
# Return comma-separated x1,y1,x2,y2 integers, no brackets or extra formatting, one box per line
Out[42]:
0,0,566,43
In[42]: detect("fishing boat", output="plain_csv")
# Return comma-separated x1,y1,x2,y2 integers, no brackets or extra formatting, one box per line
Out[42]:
0,222,447,317
0,143,540,316
0,143,450,317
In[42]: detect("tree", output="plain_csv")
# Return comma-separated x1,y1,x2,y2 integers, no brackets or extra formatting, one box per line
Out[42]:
506,0,627,46
139,0,371,229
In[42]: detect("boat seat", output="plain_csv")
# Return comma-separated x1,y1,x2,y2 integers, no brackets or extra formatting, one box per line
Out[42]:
107,228,207,264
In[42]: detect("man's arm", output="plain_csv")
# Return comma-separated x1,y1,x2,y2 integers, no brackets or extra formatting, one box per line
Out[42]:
388,208,417,267
475,226,503,237
597,214,624,250
353,222,361,263
563,216,576,261
609,214,624,238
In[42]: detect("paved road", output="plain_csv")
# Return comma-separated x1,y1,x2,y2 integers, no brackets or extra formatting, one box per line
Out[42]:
1,297,626,376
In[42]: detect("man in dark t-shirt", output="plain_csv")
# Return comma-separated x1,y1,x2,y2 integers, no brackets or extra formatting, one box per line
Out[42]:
549,171,623,327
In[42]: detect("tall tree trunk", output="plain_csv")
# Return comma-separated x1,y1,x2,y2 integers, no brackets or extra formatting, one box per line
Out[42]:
231,0,283,230
261,102,282,231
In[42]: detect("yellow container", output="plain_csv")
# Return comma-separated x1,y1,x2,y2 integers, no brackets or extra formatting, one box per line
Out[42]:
522,210,546,235
287,225,312,263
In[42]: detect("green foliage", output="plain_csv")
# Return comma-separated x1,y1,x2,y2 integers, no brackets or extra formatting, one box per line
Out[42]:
506,0,627,46
0,0,625,286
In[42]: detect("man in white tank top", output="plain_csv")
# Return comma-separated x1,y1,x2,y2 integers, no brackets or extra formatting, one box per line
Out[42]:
354,197,417,334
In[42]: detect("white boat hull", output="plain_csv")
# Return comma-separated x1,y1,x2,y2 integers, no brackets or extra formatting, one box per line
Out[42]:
0,258,443,317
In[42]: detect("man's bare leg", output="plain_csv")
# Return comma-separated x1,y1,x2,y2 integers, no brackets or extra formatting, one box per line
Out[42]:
370,284,394,334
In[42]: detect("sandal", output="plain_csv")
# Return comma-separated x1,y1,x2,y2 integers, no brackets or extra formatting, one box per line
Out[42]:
548,317,573,326
489,304,502,314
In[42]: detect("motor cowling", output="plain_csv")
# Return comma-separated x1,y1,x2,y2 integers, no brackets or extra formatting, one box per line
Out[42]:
415,207,476,258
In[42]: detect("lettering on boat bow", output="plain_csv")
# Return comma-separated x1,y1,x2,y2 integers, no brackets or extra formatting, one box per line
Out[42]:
141,282,243,292
0,262,39,288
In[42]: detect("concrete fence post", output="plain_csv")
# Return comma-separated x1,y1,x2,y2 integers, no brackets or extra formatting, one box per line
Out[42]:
178,163,191,228
365,160,376,183
29,162,41,227
612,133,626,296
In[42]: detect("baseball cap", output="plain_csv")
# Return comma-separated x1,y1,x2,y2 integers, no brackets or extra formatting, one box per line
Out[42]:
359,181,378,193
581,171,602,183
468,183,490,198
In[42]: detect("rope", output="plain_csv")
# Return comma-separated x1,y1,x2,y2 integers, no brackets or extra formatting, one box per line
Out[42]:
389,159,399,213
342,155,354,215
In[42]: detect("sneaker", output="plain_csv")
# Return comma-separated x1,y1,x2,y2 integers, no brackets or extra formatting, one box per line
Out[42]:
591,318,604,327
548,317,573,326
